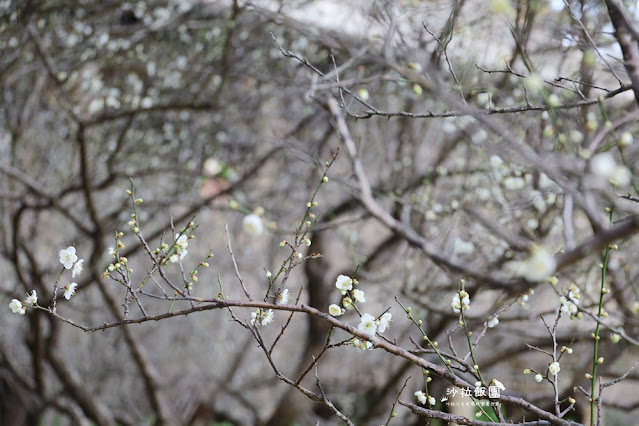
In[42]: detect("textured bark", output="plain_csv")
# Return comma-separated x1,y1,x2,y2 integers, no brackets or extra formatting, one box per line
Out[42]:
606,0,639,108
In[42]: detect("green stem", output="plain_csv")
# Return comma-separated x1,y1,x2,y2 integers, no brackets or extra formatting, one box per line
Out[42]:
590,208,613,423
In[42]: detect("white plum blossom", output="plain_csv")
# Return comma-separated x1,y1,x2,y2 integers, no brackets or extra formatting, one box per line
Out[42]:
242,214,264,236
358,313,377,336
520,246,556,282
107,247,116,257
428,396,436,406
72,259,84,278
328,304,343,316
59,246,78,269
251,308,274,326
175,234,188,258
491,379,506,391
276,289,290,305
261,309,274,325
352,289,365,303
250,309,260,325
535,374,543,382
169,235,189,263
10,299,26,315
352,338,373,350
548,362,560,376
415,390,427,405
64,283,77,300
378,312,392,333
560,295,578,315
486,316,499,328
176,234,188,249
451,291,470,314
560,284,580,316
335,275,353,293
25,290,37,306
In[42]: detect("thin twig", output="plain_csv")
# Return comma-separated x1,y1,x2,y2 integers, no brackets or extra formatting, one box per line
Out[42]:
225,224,251,299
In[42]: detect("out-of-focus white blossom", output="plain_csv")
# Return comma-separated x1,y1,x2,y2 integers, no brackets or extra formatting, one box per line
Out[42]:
242,214,264,236
590,152,630,186
486,316,499,328
619,132,633,148
203,158,222,176
548,362,560,376
524,72,544,93
520,246,556,282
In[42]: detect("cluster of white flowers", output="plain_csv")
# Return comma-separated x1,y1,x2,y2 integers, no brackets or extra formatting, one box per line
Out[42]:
414,390,436,406
328,275,392,346
250,308,274,326
60,246,84,277
169,234,189,263
59,246,82,300
548,361,561,376
451,290,470,314
352,338,372,350
9,299,26,315
560,284,580,316
9,290,38,315
10,246,82,315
